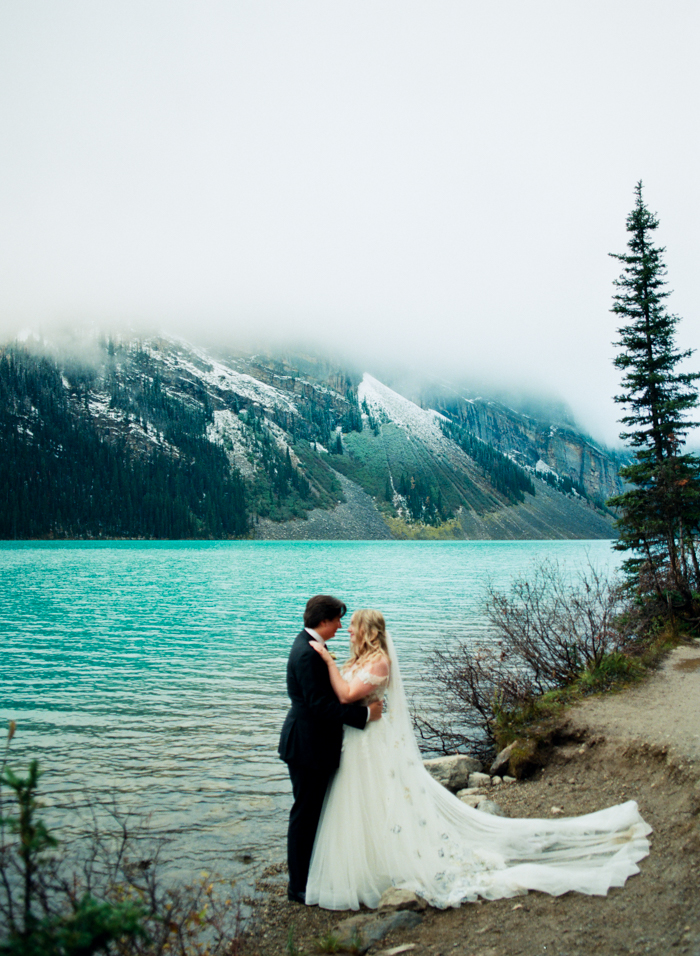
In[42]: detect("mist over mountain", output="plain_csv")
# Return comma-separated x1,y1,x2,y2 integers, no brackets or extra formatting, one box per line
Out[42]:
2,4,698,457
172,327,610,446
1,329,623,540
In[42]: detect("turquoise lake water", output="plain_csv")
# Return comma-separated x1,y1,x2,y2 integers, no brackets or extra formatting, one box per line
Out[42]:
0,539,621,884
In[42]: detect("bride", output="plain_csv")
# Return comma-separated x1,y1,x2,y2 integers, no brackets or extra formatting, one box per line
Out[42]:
304,608,651,911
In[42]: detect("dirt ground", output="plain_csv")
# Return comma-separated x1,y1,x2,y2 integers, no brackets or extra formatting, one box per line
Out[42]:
567,643,700,762
241,643,700,956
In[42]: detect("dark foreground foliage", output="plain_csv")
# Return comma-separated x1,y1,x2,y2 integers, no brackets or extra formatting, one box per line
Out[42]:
0,725,246,956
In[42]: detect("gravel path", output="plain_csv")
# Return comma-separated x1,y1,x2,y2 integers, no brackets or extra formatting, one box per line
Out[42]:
568,642,700,761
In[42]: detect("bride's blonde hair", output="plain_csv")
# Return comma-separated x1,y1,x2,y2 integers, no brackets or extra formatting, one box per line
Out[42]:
346,608,389,665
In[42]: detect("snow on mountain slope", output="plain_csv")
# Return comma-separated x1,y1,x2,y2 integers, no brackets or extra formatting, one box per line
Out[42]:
148,336,298,414
358,373,450,455
206,410,256,477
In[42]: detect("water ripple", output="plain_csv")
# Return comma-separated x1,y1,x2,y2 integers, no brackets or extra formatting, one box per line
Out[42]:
0,539,619,883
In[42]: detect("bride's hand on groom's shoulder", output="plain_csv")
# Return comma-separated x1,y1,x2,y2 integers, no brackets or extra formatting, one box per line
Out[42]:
309,640,334,663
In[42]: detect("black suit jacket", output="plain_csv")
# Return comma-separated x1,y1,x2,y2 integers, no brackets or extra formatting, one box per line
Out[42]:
278,631,368,771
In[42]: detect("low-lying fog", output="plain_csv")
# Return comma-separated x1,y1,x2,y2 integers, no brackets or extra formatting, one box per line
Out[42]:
1,2,698,449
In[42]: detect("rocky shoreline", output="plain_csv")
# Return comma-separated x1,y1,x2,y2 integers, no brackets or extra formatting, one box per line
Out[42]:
243,736,700,956
240,644,700,956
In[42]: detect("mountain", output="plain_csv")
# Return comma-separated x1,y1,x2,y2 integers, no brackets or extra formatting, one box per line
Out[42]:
0,332,622,540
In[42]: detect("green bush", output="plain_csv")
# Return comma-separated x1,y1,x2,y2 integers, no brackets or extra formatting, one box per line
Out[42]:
0,755,147,956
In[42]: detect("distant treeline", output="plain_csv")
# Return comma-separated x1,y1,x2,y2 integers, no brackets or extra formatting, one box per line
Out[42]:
394,471,450,526
440,419,535,503
0,348,249,538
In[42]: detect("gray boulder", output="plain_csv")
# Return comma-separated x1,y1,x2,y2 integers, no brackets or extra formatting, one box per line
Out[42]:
467,771,492,789
458,794,482,808
377,887,427,911
423,755,482,792
490,742,517,777
334,910,423,954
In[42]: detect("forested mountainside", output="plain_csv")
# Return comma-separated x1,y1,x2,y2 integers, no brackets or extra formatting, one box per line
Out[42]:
0,333,623,539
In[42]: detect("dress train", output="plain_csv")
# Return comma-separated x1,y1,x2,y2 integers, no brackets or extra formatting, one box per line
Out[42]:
305,636,651,911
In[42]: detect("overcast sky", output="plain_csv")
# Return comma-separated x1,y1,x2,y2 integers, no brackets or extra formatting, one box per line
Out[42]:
1,2,698,445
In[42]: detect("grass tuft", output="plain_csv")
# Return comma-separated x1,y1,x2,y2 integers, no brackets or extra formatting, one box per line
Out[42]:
286,925,305,956
314,931,342,953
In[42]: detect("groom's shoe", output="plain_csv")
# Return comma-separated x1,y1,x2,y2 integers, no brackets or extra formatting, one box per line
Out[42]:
287,886,306,905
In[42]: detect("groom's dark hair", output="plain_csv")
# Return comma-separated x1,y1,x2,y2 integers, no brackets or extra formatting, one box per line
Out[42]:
304,594,347,629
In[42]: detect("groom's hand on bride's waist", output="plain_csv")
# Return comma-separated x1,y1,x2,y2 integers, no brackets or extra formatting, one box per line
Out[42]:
368,700,383,722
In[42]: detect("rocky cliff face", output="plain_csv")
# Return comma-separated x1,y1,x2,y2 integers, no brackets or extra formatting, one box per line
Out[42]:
435,396,626,505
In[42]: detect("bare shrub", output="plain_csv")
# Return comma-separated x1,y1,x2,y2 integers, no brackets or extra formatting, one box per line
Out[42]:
415,642,538,761
485,560,625,690
415,560,626,759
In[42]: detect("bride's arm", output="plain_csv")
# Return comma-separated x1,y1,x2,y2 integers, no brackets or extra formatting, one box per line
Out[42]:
309,643,389,704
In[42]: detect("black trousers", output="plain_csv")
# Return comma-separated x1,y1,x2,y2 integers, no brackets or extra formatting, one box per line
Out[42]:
286,763,335,896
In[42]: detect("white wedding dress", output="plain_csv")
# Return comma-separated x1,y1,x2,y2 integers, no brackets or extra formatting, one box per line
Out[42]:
305,635,651,911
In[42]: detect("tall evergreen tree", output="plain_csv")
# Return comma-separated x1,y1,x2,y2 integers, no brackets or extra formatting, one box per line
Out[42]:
608,182,700,611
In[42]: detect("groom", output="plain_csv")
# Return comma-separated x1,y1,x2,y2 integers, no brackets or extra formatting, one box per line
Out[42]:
278,594,383,904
